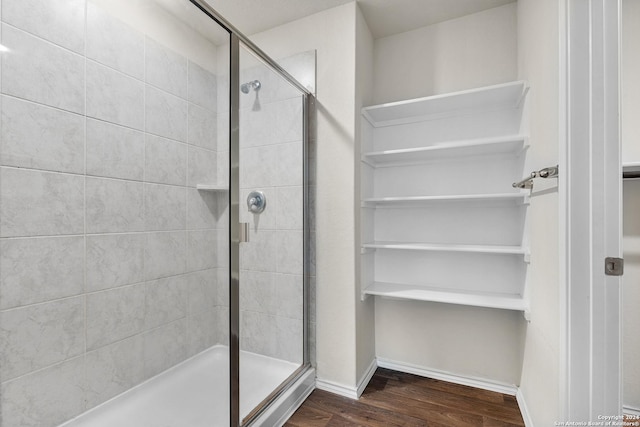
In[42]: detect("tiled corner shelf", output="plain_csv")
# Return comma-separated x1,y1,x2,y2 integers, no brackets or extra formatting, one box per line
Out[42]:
196,184,228,191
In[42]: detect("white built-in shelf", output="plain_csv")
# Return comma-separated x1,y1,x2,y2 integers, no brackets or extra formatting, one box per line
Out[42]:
362,193,528,208
362,242,530,260
361,282,528,313
196,184,228,191
362,81,529,127
362,135,528,166
360,81,530,318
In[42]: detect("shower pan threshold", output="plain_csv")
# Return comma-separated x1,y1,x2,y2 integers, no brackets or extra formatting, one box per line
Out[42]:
60,345,308,427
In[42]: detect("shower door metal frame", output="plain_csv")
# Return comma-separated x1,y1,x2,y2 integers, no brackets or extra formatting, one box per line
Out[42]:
188,2,314,426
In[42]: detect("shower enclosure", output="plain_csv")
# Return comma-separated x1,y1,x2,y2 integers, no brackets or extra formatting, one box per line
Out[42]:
0,0,314,426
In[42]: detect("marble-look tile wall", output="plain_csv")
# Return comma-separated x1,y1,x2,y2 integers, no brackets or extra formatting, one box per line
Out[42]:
0,1,226,426
236,53,306,365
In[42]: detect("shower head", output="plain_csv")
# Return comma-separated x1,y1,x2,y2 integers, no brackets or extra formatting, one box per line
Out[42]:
241,80,261,94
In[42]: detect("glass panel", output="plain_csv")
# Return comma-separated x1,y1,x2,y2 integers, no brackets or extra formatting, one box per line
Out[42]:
237,43,306,424
0,1,230,426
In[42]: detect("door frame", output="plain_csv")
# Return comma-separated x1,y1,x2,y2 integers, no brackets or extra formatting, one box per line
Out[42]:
562,0,622,420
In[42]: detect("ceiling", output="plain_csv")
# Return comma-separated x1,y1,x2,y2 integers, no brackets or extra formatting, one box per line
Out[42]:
206,0,515,39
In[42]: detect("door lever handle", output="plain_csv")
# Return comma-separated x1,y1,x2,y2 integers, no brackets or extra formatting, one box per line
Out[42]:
239,222,249,243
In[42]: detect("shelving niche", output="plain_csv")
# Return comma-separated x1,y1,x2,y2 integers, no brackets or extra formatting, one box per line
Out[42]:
360,81,531,318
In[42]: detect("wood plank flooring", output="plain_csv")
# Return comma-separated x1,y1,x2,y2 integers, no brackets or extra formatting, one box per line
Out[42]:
285,368,524,426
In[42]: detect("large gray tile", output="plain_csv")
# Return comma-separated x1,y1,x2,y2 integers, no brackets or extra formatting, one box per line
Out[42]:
143,319,187,379
87,61,145,131
188,103,217,151
145,37,188,99
239,229,276,273
216,267,229,307
146,86,188,142
187,269,217,315
240,310,274,356
217,306,229,346
1,356,85,427
86,233,145,292
0,236,84,310
86,284,146,350
217,149,229,187
87,3,144,80
86,177,144,234
187,188,226,230
85,335,144,410
144,134,187,186
275,315,303,363
86,119,144,181
145,275,188,330
145,231,187,280
0,167,84,238
144,184,186,231
274,274,303,320
275,141,303,187
276,231,303,275
186,309,216,357
187,230,219,272
239,270,274,314
2,0,84,53
1,25,84,114
0,297,84,381
188,146,217,187
188,61,217,112
1,95,84,173
239,97,303,148
239,145,277,188
276,186,303,230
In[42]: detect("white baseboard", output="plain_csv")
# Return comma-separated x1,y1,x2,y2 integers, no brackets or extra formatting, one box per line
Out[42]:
624,405,640,417
516,388,534,427
376,357,518,396
356,359,378,397
315,378,359,399
316,358,378,400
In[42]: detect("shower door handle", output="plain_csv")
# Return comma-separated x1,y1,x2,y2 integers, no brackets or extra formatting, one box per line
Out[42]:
239,222,250,243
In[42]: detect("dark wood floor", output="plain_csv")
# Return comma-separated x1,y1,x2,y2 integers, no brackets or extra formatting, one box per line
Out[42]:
285,368,525,426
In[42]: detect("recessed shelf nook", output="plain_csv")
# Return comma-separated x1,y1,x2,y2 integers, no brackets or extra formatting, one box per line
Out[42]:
360,80,531,318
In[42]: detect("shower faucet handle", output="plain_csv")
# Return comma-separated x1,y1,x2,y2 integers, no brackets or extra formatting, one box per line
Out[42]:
247,191,266,214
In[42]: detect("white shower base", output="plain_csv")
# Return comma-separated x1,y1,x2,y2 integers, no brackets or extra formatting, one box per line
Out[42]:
61,346,310,427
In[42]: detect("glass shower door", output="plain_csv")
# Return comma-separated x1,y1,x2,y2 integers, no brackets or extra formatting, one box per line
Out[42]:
234,42,307,425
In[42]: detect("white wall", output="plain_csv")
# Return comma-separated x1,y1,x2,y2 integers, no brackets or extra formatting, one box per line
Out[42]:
371,3,526,387
354,5,376,386
516,0,561,425
622,0,640,412
249,3,365,390
372,3,517,104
